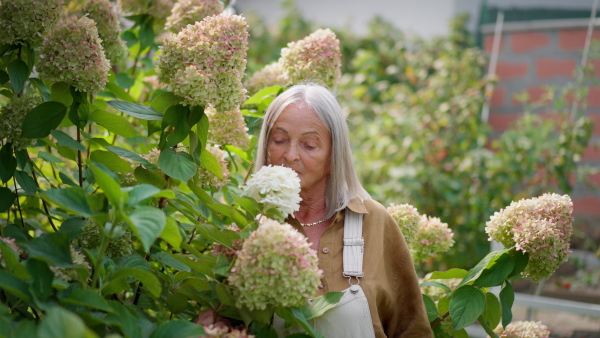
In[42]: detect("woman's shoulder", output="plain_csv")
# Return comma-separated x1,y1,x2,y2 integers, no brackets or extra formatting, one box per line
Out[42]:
361,198,392,217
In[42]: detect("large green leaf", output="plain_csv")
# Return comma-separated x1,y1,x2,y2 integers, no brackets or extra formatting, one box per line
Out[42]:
89,109,137,138
422,294,439,323
60,288,113,312
104,82,135,102
449,285,486,331
200,146,223,179
21,102,68,138
50,82,73,106
106,100,163,121
499,281,514,328
42,186,92,217
301,291,344,320
7,58,29,94
25,232,73,267
150,320,204,338
473,251,515,287
0,271,31,302
90,150,133,173
158,148,196,182
50,130,85,152
507,250,529,279
0,144,17,183
429,268,469,280
245,85,282,105
37,307,98,338
26,259,53,301
483,292,501,330
134,166,167,188
151,91,183,114
458,249,509,288
139,21,155,51
153,252,190,271
104,267,161,297
126,206,166,252
160,216,182,251
0,187,16,213
162,104,190,147
106,146,156,169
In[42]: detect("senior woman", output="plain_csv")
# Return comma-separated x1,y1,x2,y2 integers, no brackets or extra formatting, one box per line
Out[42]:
256,83,432,338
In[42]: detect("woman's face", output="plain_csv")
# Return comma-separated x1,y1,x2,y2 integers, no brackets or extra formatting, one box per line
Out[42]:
267,103,332,193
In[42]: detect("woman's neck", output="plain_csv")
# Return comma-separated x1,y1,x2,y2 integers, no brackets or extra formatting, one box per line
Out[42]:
295,190,327,221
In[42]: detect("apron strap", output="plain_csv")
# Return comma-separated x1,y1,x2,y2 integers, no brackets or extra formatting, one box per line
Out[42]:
342,209,364,278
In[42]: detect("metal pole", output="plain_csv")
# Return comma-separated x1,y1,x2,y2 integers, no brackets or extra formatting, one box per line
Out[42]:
481,11,504,123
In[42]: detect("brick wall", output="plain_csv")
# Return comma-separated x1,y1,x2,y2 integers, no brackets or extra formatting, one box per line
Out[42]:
484,27,600,240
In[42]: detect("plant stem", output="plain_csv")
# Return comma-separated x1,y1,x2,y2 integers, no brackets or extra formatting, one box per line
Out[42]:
87,124,92,159
77,128,83,188
12,179,24,228
31,168,57,232
131,47,142,78
431,311,450,328
132,251,151,305
4,183,10,225
91,222,116,288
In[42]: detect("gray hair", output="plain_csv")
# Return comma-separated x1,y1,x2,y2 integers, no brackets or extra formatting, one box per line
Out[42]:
255,83,370,218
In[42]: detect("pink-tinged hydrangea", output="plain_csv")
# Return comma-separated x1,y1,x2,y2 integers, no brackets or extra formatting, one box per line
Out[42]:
0,92,40,150
486,193,573,283
197,145,230,187
206,107,251,150
420,272,461,302
211,223,243,260
280,28,342,89
156,12,249,111
202,324,254,338
411,215,454,264
82,0,127,64
0,0,65,46
228,219,322,310
387,203,421,246
50,246,92,283
242,165,301,219
79,218,133,258
118,0,176,24
244,61,289,95
38,16,110,93
492,321,550,338
0,237,23,268
165,0,224,33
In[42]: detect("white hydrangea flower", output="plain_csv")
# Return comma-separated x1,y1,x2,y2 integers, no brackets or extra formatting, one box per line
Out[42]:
242,165,301,218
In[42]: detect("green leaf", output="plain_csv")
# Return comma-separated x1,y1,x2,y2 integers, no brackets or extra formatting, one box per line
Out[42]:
200,146,223,179
163,104,190,147
0,270,31,302
59,218,85,240
106,100,163,120
150,320,204,338
127,184,162,206
153,252,190,271
50,130,86,152
0,187,16,213
89,164,123,208
7,58,29,94
14,171,36,195
126,206,166,252
139,21,155,51
107,267,161,297
60,288,113,312
499,281,514,328
50,82,73,107
420,281,452,292
508,250,529,278
30,78,51,101
289,307,323,338
473,252,515,287
429,268,469,280
422,294,439,323
38,151,62,163
0,70,8,85
42,186,92,217
134,166,167,188
302,291,344,320
160,217,182,251
449,285,486,331
106,146,156,169
104,82,135,102
189,105,204,126
0,144,17,183
89,109,137,138
26,259,53,301
158,148,196,183
245,85,282,105
197,114,209,147
37,307,98,338
194,223,234,249
483,292,501,330
90,150,133,173
21,102,68,138
26,232,73,267
166,292,188,313
458,249,509,288
151,91,183,114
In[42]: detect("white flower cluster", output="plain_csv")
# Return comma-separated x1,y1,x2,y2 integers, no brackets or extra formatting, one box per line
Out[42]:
492,321,550,338
242,165,301,218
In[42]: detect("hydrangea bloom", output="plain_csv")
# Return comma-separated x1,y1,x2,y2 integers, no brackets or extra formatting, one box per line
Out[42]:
0,92,41,150
79,218,133,258
38,16,110,93
244,61,289,95
411,215,454,264
50,246,92,283
206,107,251,150
0,237,23,268
242,165,301,218
387,203,421,246
492,321,550,338
82,0,127,64
156,12,249,111
0,0,65,46
197,145,230,187
486,193,573,282
280,28,342,89
202,324,254,338
228,219,322,310
165,0,224,33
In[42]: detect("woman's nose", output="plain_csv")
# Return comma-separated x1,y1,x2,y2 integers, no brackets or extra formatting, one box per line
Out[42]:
283,144,300,162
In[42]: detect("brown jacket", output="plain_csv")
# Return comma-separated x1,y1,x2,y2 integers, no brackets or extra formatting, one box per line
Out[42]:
287,198,433,338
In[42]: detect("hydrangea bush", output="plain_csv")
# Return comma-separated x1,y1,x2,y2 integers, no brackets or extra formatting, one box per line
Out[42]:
165,0,224,33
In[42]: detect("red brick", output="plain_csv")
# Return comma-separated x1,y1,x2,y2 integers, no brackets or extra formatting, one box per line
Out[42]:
589,172,600,187
488,113,520,131
588,113,600,135
573,196,600,216
496,61,528,80
583,143,600,160
593,60,600,78
511,31,550,53
558,29,600,51
490,87,505,107
511,86,547,106
587,86,600,107
484,34,505,54
536,58,576,79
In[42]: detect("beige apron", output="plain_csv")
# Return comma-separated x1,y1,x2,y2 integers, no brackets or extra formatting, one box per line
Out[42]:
274,209,377,338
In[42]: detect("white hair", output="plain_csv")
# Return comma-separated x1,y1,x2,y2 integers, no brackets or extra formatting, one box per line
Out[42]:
256,83,370,218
